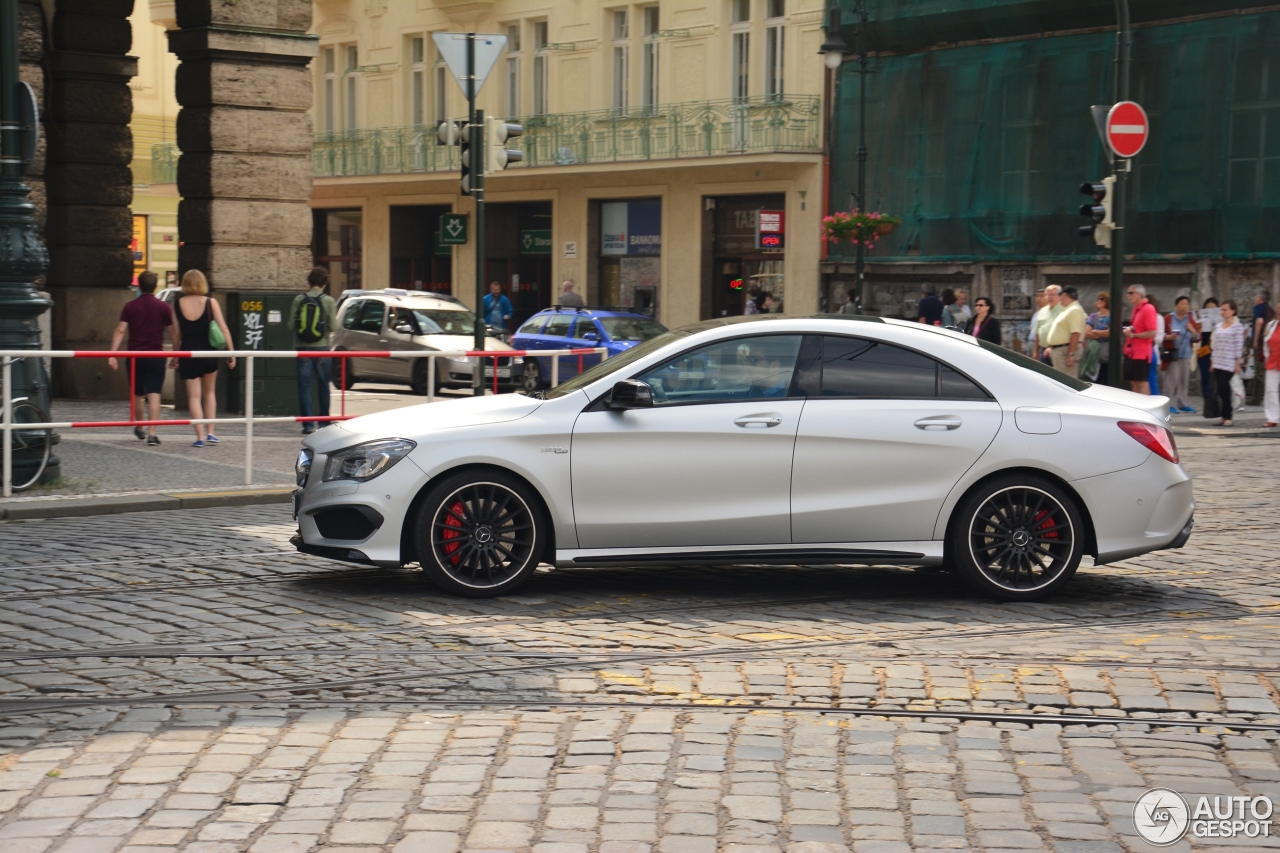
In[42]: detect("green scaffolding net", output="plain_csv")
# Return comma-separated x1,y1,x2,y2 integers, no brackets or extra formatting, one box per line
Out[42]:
829,8,1280,264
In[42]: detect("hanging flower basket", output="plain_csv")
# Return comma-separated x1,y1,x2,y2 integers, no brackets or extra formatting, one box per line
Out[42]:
822,210,902,247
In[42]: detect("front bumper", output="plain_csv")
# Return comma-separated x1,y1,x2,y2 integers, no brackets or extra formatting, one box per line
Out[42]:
292,449,427,568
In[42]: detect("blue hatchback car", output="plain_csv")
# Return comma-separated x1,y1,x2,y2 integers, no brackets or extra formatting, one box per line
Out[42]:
512,307,667,391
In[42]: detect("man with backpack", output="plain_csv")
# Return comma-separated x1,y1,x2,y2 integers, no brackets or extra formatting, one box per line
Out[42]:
290,267,340,434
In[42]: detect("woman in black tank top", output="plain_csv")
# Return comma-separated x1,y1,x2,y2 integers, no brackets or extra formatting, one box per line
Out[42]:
168,270,235,447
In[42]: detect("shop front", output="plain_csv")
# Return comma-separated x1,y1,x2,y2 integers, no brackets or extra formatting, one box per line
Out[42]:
484,201,553,332
313,209,363,291
593,198,661,316
390,205,454,294
704,193,787,318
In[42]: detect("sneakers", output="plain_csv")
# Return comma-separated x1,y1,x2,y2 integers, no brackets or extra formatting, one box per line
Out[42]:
133,426,145,440
191,440,205,448
1169,406,1178,415
302,425,315,435
205,434,220,444
1178,406,1196,414
147,434,161,446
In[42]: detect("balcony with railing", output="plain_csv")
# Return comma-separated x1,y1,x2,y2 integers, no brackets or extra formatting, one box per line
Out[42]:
312,95,821,179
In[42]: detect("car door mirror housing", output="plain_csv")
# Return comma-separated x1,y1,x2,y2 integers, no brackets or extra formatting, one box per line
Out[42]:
394,323,416,335
606,379,653,410
581,331,599,341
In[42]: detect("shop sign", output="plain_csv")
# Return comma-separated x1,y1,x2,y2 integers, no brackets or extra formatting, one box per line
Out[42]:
602,200,662,256
520,230,553,255
131,215,148,273
756,209,785,250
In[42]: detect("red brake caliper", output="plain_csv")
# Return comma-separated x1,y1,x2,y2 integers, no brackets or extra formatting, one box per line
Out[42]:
441,501,465,565
1033,510,1058,542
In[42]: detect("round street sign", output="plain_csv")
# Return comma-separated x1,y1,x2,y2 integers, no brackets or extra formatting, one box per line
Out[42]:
1106,101,1149,159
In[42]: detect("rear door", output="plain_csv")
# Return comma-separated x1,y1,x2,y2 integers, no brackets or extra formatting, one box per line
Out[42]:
790,335,1002,543
344,299,391,379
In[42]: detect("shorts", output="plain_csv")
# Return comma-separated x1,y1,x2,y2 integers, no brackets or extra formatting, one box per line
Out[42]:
1123,356,1151,382
130,357,166,395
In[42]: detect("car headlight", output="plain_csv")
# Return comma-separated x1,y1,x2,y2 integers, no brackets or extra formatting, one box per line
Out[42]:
448,355,474,365
322,439,417,483
295,448,313,488
510,356,524,365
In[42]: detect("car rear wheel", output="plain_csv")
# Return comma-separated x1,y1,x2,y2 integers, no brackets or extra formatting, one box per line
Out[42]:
332,351,358,390
521,361,542,392
411,360,432,396
413,470,544,597
950,475,1083,601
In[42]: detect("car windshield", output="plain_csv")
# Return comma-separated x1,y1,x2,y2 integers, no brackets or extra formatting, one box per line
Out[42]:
544,330,690,399
411,309,476,336
976,338,1091,391
599,316,666,342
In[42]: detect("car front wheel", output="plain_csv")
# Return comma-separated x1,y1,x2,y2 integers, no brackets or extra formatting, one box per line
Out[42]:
949,475,1083,601
521,361,542,392
413,470,545,597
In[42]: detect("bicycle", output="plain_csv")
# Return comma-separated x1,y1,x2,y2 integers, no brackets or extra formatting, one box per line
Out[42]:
1,358,53,492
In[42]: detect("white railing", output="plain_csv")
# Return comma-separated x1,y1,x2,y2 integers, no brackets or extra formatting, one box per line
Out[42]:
0,347,608,497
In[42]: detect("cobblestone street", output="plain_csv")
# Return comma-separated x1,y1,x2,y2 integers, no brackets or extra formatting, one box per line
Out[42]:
0,433,1276,852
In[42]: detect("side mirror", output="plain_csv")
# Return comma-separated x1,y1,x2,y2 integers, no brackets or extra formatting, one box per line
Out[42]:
581,331,599,341
394,322,416,335
606,379,653,410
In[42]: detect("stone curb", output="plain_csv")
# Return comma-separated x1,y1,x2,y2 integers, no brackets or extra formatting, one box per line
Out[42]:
0,488,294,520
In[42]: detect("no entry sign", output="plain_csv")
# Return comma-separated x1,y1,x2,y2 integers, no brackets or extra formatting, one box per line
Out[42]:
1106,101,1149,159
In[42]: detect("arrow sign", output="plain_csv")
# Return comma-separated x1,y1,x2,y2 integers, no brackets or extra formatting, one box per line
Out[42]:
432,32,506,99
1106,101,1149,159
439,213,469,245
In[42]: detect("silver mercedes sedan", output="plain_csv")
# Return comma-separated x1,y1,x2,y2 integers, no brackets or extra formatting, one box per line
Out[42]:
292,315,1194,601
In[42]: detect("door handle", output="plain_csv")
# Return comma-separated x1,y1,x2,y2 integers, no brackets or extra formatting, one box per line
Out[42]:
915,416,962,431
735,416,782,428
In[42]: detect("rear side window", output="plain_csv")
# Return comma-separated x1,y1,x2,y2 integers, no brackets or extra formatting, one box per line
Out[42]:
357,301,386,333
543,313,572,338
819,336,991,399
822,337,936,397
517,316,546,335
341,300,364,330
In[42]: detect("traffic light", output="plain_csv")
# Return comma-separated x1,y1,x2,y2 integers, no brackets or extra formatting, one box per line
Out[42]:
1078,177,1114,248
484,116,524,173
459,123,476,197
436,119,465,146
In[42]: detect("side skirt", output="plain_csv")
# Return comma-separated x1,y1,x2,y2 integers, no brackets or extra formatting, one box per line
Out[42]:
556,541,943,568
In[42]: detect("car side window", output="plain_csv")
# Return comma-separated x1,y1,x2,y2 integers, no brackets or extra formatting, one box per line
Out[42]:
638,335,803,406
342,300,364,330
939,364,990,399
358,301,386,333
571,317,598,339
821,336,937,398
542,313,572,338
393,308,420,334
517,316,546,335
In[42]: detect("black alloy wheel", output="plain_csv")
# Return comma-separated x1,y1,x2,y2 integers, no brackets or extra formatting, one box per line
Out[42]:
414,470,544,597
521,360,542,393
950,476,1083,601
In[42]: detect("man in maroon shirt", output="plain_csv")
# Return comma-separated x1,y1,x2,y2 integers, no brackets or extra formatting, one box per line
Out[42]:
108,271,177,444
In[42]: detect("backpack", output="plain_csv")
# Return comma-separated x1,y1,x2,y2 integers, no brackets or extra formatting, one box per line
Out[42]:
297,294,327,343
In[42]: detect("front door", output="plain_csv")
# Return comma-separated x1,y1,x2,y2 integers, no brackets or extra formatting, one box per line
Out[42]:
383,307,419,383
790,335,1002,543
571,334,805,549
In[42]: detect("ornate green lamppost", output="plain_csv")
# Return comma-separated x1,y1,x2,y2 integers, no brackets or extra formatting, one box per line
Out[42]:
0,0,57,488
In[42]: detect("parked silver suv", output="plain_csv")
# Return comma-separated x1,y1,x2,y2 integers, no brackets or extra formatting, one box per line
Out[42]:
331,289,523,394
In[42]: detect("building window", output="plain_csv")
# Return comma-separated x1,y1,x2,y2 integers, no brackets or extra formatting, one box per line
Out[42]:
314,209,363,291
731,31,750,101
433,40,448,123
506,24,521,117
765,1,784,99
410,37,425,128
533,21,549,115
612,10,629,112
345,45,359,130
731,0,751,24
1229,57,1280,206
642,6,659,109
323,47,336,133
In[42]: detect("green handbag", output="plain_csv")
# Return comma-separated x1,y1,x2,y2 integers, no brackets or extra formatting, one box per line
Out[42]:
206,299,227,349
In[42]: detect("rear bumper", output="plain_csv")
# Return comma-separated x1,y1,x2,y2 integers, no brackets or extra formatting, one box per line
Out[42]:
1075,456,1194,565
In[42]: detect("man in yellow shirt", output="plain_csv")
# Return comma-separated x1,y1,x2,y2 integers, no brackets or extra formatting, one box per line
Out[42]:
1032,284,1063,364
1046,286,1088,378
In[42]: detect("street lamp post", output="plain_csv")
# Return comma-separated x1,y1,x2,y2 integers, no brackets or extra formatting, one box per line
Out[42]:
821,2,868,314
0,0,56,488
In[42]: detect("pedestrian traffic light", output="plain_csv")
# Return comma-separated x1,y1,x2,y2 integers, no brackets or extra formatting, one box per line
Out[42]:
459,123,476,197
1078,177,1114,248
484,116,524,173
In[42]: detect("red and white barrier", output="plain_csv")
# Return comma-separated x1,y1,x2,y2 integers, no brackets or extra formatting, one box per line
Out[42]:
0,347,607,497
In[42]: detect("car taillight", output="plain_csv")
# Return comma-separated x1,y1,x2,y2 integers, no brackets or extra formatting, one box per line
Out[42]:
1118,421,1179,464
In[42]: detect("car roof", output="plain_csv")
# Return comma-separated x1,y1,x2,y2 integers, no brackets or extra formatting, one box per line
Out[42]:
341,289,467,309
